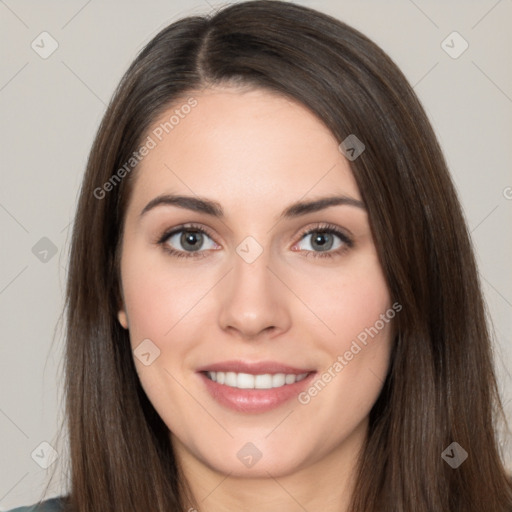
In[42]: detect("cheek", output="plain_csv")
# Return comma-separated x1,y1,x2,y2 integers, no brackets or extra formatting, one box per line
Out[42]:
119,254,203,432
120,248,202,343
293,255,394,412
295,253,392,353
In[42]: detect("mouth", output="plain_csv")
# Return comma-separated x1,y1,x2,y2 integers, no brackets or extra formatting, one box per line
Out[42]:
196,360,316,413
204,371,309,389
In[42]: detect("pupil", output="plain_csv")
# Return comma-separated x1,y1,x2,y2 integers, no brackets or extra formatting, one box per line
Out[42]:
181,231,202,251
312,232,332,251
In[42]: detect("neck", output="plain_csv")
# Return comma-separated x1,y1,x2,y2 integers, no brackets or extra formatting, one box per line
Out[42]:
173,420,367,512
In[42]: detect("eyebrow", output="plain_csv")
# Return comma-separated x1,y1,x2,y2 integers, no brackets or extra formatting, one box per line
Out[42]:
139,193,366,221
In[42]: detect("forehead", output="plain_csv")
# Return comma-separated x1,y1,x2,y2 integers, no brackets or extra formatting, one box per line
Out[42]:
128,86,361,214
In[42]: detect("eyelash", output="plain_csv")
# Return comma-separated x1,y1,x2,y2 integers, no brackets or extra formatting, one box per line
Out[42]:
156,222,354,260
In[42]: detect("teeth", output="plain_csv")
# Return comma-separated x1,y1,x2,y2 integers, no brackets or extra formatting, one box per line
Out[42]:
255,374,273,388
272,373,285,387
225,372,237,387
237,373,255,389
285,374,296,384
206,371,308,389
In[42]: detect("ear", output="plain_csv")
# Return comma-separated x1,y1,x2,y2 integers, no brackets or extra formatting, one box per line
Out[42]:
116,279,129,329
118,308,129,329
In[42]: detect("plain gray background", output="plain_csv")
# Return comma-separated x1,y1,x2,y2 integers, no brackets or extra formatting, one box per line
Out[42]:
1,0,511,508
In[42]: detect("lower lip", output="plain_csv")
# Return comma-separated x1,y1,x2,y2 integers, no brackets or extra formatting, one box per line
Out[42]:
199,372,316,413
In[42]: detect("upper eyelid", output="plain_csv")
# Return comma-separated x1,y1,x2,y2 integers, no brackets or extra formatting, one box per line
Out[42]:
159,223,216,243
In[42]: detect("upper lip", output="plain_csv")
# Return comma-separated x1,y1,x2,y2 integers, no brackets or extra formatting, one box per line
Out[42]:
196,360,315,375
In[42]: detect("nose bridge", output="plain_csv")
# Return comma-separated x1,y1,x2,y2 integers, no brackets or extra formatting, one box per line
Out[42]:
233,240,273,292
217,237,290,338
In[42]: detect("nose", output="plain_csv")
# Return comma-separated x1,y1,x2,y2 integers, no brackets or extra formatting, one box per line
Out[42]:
217,248,292,341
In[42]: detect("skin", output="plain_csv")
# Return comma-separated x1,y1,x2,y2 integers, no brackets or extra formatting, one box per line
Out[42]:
117,86,395,512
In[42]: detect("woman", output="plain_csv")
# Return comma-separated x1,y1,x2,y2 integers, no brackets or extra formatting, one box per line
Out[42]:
9,1,511,511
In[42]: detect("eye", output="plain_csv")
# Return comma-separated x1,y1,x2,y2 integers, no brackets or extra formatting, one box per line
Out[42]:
157,223,219,259
156,222,353,260
293,223,354,259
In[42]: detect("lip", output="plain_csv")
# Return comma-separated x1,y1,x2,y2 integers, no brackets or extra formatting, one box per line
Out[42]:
196,360,316,413
196,360,315,375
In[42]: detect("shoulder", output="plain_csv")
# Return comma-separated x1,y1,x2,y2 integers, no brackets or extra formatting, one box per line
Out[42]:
5,497,64,512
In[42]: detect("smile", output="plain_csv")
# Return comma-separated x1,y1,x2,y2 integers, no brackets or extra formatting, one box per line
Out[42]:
206,371,309,389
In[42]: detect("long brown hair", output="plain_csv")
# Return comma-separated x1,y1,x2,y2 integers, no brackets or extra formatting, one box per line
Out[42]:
59,1,512,510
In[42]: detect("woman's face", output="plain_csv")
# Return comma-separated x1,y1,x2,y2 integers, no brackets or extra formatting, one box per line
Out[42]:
117,86,395,478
